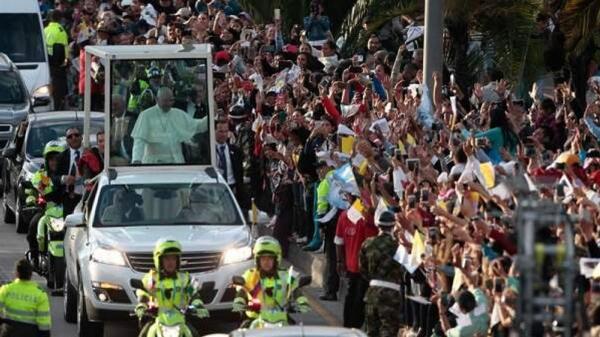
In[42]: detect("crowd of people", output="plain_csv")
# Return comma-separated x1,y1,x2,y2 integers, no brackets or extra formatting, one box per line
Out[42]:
34,0,600,336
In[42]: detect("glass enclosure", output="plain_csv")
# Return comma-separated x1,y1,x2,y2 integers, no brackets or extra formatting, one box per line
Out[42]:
109,58,210,166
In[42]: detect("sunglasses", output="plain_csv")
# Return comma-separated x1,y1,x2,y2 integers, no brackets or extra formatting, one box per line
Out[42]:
67,133,81,139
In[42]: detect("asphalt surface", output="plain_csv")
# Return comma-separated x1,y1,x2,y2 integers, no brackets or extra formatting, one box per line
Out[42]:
0,207,328,336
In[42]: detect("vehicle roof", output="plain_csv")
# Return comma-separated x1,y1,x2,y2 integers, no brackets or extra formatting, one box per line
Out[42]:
99,167,226,186
28,111,104,124
0,0,40,13
230,326,367,337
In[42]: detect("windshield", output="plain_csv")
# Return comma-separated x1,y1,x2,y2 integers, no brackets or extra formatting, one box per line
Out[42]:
0,71,26,104
94,183,241,227
25,121,104,158
0,14,45,63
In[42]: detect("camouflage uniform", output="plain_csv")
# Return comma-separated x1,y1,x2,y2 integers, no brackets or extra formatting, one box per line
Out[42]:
359,232,404,337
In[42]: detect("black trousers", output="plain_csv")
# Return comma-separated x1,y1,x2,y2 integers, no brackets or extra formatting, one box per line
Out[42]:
50,67,67,110
343,272,368,328
323,216,339,295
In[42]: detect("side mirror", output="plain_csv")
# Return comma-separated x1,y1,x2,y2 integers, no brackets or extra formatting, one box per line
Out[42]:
31,96,50,108
65,212,85,228
298,275,312,288
2,146,16,159
231,276,245,286
130,279,144,290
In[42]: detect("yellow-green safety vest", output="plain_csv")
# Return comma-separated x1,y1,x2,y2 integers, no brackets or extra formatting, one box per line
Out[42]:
44,22,68,58
0,279,51,331
141,270,195,313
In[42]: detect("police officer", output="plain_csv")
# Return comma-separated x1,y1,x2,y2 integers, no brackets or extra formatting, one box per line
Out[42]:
359,209,404,337
134,239,208,337
0,259,51,337
44,10,69,110
232,236,310,327
26,141,64,268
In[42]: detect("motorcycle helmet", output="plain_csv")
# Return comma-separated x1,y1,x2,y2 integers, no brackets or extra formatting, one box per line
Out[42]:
43,140,64,168
153,238,182,272
146,66,162,79
252,236,282,265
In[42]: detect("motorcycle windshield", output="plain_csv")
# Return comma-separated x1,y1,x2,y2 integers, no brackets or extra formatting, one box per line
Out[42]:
157,309,186,326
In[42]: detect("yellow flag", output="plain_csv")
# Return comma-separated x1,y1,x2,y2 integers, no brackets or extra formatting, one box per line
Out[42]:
411,230,426,264
398,140,407,155
347,199,365,224
406,133,416,146
479,162,495,188
358,159,369,176
341,136,355,154
436,199,447,212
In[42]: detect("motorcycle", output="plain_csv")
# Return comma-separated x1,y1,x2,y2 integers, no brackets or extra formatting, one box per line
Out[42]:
130,279,203,337
26,200,65,291
231,267,311,329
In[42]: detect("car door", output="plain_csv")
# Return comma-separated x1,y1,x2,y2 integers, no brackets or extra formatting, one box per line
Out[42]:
66,181,98,283
3,122,26,209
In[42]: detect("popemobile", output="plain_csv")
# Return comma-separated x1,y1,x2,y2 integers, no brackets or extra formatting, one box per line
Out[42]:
63,44,254,337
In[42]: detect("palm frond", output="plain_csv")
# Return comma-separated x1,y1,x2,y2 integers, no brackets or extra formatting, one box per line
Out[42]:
560,0,600,56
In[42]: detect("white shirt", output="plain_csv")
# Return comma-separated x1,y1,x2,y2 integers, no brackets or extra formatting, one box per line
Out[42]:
217,143,235,185
69,147,84,195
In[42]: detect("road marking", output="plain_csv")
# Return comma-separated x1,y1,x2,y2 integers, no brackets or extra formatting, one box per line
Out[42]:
301,289,342,326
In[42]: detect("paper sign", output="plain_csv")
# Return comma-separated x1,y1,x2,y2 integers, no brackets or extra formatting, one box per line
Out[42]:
393,168,407,199
337,124,356,136
580,258,600,278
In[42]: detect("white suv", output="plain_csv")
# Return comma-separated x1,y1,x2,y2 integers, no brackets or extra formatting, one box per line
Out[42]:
63,167,254,337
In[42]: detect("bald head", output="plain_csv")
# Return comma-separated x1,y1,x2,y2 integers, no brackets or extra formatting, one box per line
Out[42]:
156,87,174,112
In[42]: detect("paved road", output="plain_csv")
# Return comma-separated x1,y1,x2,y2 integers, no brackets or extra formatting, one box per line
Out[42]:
0,209,328,336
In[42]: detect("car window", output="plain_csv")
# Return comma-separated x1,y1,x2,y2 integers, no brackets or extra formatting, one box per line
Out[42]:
94,183,241,227
25,121,103,158
0,14,45,63
0,71,26,104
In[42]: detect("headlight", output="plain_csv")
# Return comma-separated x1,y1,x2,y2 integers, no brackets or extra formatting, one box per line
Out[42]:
32,85,50,97
49,218,65,232
91,247,126,266
160,325,181,337
222,246,252,265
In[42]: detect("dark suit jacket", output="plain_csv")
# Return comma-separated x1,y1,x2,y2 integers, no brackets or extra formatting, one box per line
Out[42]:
54,148,82,196
227,143,249,210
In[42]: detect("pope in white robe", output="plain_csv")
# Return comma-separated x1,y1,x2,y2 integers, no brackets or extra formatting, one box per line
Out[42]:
131,87,208,164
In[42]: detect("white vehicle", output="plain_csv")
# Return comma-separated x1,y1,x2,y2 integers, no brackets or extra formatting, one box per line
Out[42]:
0,0,52,110
64,169,253,337
63,44,253,337
204,326,368,337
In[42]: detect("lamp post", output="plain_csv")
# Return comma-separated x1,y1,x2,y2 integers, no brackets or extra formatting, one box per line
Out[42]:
423,0,443,92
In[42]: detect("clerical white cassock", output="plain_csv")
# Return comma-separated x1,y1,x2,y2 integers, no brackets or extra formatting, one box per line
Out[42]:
131,105,208,164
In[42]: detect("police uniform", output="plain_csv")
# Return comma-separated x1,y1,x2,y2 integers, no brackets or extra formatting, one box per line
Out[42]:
44,21,68,110
359,210,405,337
0,279,51,337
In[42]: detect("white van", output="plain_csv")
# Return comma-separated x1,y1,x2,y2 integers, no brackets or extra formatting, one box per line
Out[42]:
0,0,52,110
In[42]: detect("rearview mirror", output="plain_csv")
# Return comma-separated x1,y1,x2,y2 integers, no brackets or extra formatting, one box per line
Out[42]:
298,275,312,288
65,212,85,228
32,96,51,108
231,276,245,286
2,147,16,159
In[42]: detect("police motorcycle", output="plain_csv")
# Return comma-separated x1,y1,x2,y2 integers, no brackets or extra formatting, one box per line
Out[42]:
230,268,312,329
130,278,207,337
27,201,65,290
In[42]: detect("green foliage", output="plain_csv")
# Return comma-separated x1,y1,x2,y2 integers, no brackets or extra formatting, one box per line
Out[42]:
560,0,600,56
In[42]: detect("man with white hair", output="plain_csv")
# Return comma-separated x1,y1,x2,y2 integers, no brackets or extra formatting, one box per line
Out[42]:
131,87,208,164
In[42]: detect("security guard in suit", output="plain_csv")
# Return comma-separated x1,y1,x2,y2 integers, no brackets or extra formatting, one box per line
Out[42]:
0,259,51,337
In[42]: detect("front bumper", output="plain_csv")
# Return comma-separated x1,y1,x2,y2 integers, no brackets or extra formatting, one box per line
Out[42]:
82,259,253,322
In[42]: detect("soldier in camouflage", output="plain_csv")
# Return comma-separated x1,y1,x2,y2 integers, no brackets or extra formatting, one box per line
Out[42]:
359,209,405,337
